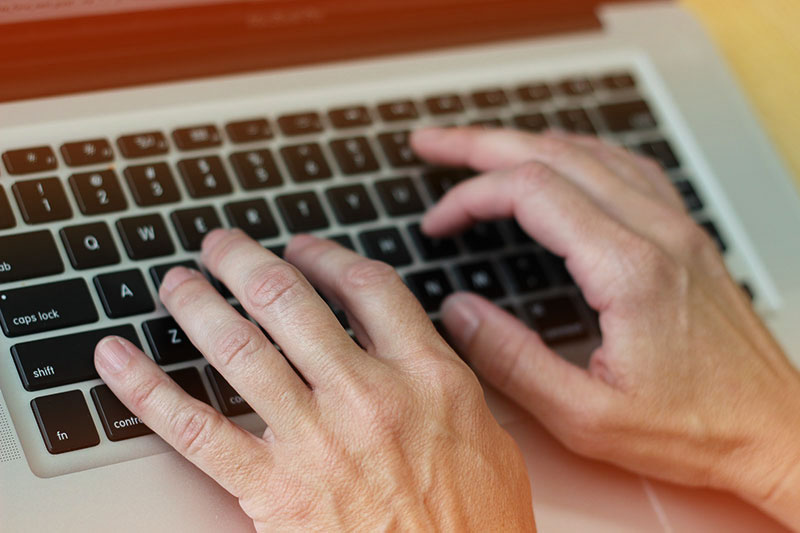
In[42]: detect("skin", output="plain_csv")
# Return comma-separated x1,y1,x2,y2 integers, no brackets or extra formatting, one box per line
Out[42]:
95,127,800,531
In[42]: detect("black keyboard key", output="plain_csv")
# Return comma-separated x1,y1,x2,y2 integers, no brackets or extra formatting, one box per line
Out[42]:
377,100,419,122
68,169,127,215
674,180,704,212
60,139,114,167
556,108,596,134
224,199,279,240
205,365,253,417
117,131,169,158
374,177,425,216
225,118,273,143
329,137,380,175
91,385,152,441
503,252,551,293
408,223,458,260
177,156,233,198
278,112,323,136
472,89,509,108
540,250,574,287
470,118,505,129
557,77,594,96
359,228,412,267
0,278,98,337
326,185,378,225
599,73,636,91
124,162,181,206
0,186,16,229
150,260,200,290
462,221,505,252
455,261,506,300
143,317,202,365
638,140,680,170
516,83,552,102
171,206,223,251
504,219,536,245
117,214,175,260
328,234,356,251
377,131,422,167
172,124,222,151
267,244,286,258
31,390,100,454
168,367,211,405
94,270,155,318
12,177,72,224
229,149,283,190
599,100,657,132
60,222,120,270
513,113,549,133
13,325,140,391
329,106,372,129
425,94,465,115
406,269,453,312
523,295,589,344
280,143,333,183
3,146,58,175
275,191,329,233
0,231,63,284
422,168,471,201
701,220,727,252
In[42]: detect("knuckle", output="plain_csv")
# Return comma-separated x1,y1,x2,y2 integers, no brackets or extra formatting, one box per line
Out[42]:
212,321,266,368
340,259,399,291
128,376,168,413
514,161,555,194
245,262,304,312
536,137,573,162
171,405,218,457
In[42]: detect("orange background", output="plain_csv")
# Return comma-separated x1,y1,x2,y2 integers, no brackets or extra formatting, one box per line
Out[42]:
682,0,800,187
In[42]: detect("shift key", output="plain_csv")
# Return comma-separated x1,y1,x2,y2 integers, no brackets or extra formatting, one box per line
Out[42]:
0,231,64,284
0,278,98,337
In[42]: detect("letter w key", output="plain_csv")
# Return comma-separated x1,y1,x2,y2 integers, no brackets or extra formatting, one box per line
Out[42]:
117,214,175,260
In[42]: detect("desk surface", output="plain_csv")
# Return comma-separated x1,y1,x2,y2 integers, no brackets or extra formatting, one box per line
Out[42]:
681,0,800,187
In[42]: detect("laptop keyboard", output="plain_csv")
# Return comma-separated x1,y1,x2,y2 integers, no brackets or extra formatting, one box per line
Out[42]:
0,69,737,472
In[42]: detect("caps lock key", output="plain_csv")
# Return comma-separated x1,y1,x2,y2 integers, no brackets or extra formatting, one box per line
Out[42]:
0,279,98,337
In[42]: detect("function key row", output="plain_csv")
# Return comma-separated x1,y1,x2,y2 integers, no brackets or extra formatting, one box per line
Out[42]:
1,71,639,175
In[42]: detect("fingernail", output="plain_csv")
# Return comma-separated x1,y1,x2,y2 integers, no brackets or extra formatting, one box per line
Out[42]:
161,266,201,294
96,336,134,374
441,293,481,347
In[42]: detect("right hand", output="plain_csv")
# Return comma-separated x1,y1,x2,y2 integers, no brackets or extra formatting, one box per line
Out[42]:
411,126,800,530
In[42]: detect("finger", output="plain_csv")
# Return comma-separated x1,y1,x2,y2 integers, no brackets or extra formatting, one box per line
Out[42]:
159,266,314,434
285,234,444,358
200,229,360,388
545,131,684,210
421,160,645,312
95,336,268,500
440,293,611,432
412,126,673,228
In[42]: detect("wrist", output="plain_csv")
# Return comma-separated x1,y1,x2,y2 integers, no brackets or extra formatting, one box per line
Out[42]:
723,370,800,529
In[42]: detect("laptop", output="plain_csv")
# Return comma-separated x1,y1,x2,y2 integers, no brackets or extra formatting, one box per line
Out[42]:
1,1,799,531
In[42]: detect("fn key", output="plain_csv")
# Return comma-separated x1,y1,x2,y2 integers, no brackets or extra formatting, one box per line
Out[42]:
31,390,100,454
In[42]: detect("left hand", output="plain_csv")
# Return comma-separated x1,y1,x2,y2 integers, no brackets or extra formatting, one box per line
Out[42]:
94,229,535,531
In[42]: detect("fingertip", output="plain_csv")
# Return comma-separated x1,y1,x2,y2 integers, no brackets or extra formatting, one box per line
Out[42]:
440,292,490,350
95,336,137,375
410,126,448,147
285,233,320,257
201,228,230,253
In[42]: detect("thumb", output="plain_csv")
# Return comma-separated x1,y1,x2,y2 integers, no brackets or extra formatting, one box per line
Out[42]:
441,292,605,425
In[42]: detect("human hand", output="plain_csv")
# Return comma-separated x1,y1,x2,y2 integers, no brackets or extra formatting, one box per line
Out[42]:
412,126,800,529
94,229,535,531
